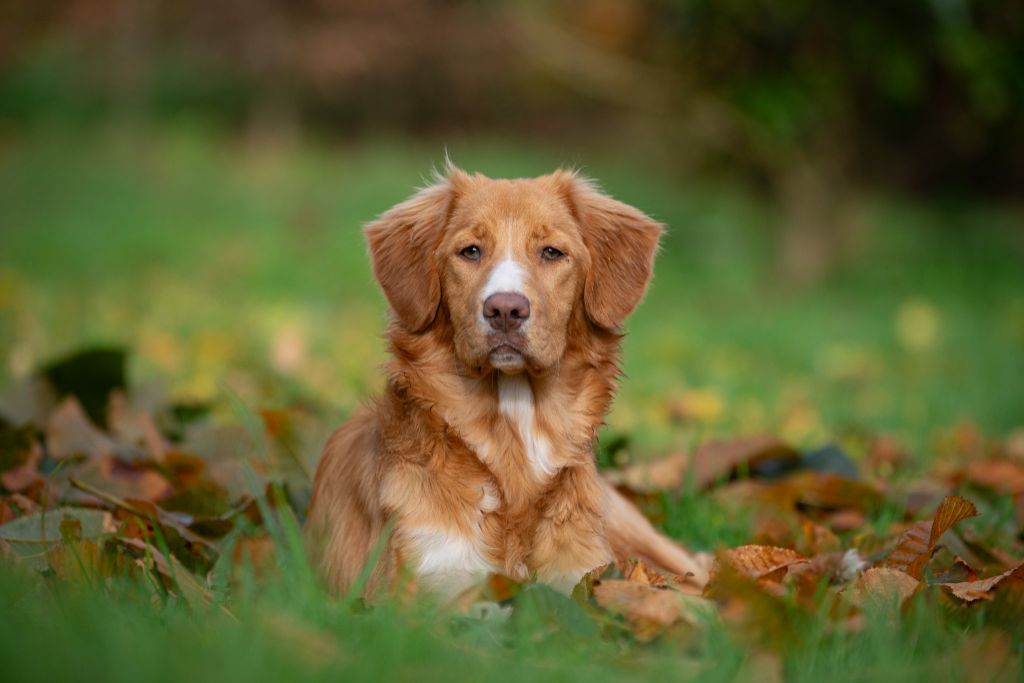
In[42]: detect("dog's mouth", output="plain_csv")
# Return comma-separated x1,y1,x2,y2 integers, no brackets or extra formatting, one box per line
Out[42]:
487,336,527,371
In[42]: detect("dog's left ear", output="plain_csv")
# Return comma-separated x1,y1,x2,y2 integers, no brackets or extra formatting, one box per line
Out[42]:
365,168,468,332
553,171,664,330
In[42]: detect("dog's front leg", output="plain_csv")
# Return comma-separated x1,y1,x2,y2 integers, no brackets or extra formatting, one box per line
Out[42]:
529,465,614,593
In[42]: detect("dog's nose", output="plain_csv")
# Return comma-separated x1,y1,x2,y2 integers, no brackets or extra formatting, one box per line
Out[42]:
483,292,531,332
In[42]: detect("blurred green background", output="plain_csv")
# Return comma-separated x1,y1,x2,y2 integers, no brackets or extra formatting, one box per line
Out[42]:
1,0,1022,459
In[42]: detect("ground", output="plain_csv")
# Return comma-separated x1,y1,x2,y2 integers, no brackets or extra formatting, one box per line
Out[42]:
0,129,1022,682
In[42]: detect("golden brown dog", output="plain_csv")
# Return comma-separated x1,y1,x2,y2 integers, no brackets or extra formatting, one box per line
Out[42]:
306,165,707,598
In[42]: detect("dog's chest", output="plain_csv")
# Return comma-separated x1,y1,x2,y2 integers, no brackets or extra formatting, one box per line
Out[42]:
399,376,587,594
490,374,557,479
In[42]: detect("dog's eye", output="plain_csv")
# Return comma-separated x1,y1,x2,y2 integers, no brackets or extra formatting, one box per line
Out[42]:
541,246,565,261
459,245,481,261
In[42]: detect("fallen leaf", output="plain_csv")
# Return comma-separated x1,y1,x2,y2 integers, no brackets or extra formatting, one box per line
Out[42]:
0,422,42,492
931,555,979,584
46,398,119,460
940,562,1024,603
0,507,115,571
45,538,105,585
604,451,688,492
718,545,807,583
112,536,213,607
826,509,866,533
704,562,808,648
845,567,920,609
617,558,668,586
605,435,799,492
0,507,115,544
107,391,170,461
65,456,173,503
799,519,842,556
0,377,57,426
962,459,1024,496
592,579,707,642
867,434,910,478
1003,428,1024,460
954,526,1021,573
883,495,978,579
782,471,884,511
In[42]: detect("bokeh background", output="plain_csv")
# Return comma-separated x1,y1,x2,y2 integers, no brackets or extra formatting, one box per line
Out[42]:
1,0,1022,462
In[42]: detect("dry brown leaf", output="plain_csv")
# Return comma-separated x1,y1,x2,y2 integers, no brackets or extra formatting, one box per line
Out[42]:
604,451,688,491
719,545,807,583
45,539,105,585
0,493,40,521
451,572,524,612
867,434,910,478
931,555,979,584
604,435,798,492
65,456,172,503
107,391,170,461
963,459,1024,496
46,397,118,460
883,495,978,579
0,436,42,492
592,579,704,642
750,511,799,548
229,534,278,581
940,562,1024,603
703,562,805,648
799,519,842,556
956,526,1022,572
615,558,668,586
113,536,213,606
1003,428,1024,460
826,509,866,533
845,567,920,609
783,471,884,511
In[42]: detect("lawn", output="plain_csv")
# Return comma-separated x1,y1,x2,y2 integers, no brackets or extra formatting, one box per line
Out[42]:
1,128,1022,681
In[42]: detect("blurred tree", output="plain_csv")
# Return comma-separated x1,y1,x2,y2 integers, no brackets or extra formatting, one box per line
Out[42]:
0,0,1020,278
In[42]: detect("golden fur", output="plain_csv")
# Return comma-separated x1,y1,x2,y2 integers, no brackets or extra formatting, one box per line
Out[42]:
306,166,707,598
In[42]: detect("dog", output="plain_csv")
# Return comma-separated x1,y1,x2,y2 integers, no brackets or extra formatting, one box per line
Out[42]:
306,164,707,598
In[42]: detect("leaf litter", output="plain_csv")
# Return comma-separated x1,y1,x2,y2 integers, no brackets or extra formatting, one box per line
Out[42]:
0,347,1021,653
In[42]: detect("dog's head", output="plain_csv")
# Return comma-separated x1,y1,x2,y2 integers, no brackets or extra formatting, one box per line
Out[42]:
365,166,663,375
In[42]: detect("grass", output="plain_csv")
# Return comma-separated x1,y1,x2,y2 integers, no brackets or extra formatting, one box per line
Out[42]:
1,126,1023,681
2,128,1021,453
0,538,1012,683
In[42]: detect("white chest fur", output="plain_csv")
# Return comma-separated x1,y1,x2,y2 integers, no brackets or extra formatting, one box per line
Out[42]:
404,526,496,596
497,375,557,479
403,483,502,596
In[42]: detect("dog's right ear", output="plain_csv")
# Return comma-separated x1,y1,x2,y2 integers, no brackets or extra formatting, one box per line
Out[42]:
365,168,468,332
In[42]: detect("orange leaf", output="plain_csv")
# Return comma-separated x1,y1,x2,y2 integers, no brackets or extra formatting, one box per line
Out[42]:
783,471,884,511
604,435,798,492
963,459,1024,496
940,562,1024,603
845,567,920,609
46,398,118,460
592,579,698,642
884,495,978,579
719,545,807,582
